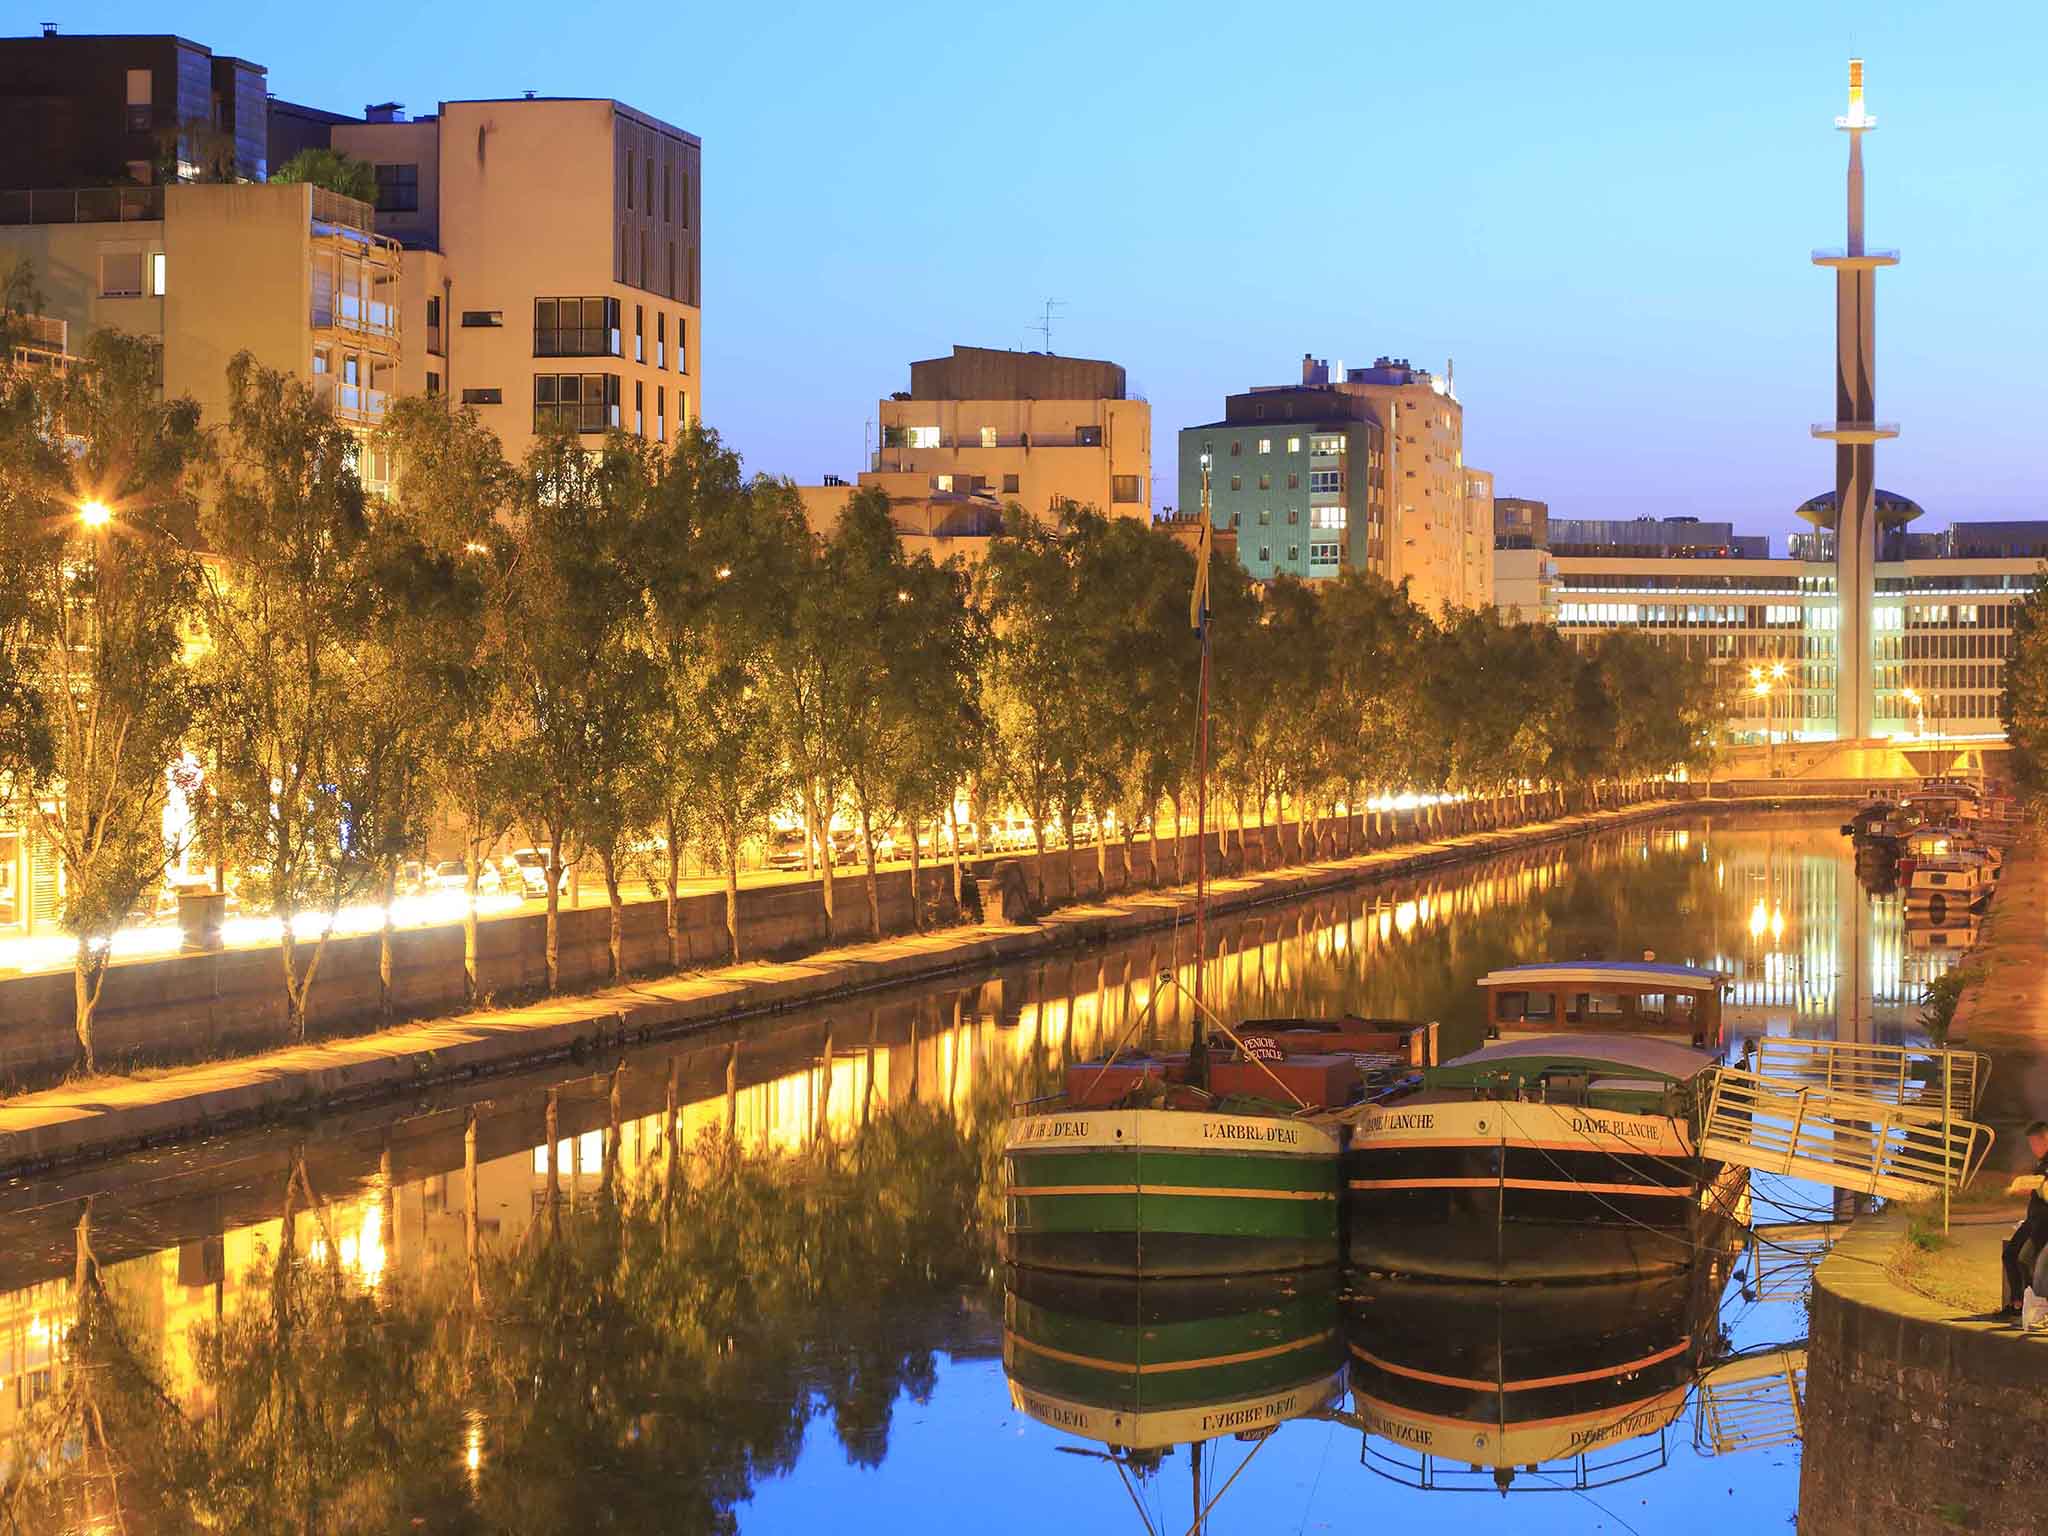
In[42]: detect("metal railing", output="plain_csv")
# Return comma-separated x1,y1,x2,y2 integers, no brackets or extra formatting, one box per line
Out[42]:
1700,1067,1995,1203
1748,1038,1989,1115
1695,1349,1807,1456
0,186,164,225
312,377,390,424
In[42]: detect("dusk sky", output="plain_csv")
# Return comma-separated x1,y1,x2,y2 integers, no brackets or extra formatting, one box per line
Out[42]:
40,1,2048,544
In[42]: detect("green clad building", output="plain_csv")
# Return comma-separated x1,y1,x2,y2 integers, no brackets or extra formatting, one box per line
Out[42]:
1177,385,1388,584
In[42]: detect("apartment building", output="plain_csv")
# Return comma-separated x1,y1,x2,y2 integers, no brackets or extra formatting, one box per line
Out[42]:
1315,355,1492,614
1176,385,1389,584
323,96,701,462
869,346,1149,520
1181,355,1492,607
0,28,269,187
1493,497,1557,622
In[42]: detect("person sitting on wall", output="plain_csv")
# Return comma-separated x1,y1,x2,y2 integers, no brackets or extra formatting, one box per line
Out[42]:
1998,1119,2048,1317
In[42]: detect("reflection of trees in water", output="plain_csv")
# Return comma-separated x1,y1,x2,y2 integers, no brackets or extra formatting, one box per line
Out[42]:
2,1069,1027,1535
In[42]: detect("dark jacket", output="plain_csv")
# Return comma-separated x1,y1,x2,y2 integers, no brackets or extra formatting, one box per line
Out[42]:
2024,1152,2048,1242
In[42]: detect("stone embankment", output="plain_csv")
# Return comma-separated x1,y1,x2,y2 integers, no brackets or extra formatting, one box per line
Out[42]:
0,794,1726,1175
1799,829,2048,1536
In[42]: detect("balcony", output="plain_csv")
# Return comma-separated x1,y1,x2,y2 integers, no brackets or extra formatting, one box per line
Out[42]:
310,187,400,267
1811,422,1900,444
0,186,164,226
314,376,390,425
533,326,621,359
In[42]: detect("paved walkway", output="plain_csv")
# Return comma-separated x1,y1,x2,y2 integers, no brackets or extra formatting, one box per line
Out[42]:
1951,827,2048,1159
0,796,1711,1174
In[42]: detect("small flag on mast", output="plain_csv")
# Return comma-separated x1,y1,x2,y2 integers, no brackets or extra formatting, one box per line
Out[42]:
1190,464,1212,632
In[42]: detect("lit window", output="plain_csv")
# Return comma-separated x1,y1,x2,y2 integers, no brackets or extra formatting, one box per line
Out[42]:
936,474,954,492
907,425,941,448
1287,436,1301,453
149,251,166,295
980,426,997,448
1257,438,1272,454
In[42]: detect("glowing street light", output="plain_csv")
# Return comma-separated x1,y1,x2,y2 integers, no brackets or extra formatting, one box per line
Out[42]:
78,499,113,530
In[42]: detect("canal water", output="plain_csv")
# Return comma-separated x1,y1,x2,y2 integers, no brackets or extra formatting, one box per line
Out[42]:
0,810,1956,1532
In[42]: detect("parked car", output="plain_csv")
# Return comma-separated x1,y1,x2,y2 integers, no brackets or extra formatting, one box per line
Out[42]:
766,826,812,872
425,858,501,895
504,848,565,897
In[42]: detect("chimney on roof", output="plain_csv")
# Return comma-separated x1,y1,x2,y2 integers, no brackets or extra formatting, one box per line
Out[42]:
40,21,57,35
1301,354,1330,387
365,102,406,123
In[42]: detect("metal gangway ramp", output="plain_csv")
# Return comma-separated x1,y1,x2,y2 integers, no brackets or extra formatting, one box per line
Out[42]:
1700,1063,1995,1202
1747,1038,1990,1116
1695,1348,1807,1456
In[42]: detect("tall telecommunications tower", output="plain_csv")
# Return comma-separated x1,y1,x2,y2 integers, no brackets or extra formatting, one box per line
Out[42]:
1814,58,1897,742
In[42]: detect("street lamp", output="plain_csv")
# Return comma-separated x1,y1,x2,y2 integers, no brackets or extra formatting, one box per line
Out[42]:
1903,686,1926,739
78,498,112,530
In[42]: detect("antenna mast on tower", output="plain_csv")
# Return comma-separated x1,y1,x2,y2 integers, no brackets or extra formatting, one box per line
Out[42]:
1030,298,1065,353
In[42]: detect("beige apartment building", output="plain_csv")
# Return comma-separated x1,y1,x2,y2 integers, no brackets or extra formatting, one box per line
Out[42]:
0,181,400,458
872,346,1149,520
1292,355,1492,613
329,97,700,463
798,345,1149,558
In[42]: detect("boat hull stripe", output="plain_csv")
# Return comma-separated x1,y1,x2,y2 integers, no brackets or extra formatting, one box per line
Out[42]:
1006,1327,1337,1376
1006,1184,1337,1202
1346,1177,1691,1198
1348,1337,1694,1392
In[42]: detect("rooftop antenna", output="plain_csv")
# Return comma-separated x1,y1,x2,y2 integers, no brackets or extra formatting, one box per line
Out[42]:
522,88,537,100
1030,298,1065,354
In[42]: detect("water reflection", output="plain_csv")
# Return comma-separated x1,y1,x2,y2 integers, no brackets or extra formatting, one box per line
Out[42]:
0,812,1913,1529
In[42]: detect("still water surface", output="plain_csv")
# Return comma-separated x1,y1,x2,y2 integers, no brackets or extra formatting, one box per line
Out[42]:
0,811,1953,1532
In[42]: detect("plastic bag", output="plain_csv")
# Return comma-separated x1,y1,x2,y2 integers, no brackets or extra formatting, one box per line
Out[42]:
2022,1287,2048,1332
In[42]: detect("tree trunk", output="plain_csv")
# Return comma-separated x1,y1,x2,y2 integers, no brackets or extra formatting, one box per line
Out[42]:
908,821,924,931
281,922,306,1041
600,848,625,981
724,835,742,963
1148,800,1161,886
72,944,105,1076
1031,824,1048,907
859,804,881,940
1095,821,1110,896
808,785,836,939
463,843,483,1002
947,801,965,912
378,861,399,1020
665,827,683,970
543,835,563,994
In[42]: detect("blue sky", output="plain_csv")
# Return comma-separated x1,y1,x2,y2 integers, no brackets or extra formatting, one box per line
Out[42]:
37,1,2048,542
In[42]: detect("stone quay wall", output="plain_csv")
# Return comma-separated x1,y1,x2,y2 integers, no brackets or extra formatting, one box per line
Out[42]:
1799,1211,2048,1536
0,782,1734,1087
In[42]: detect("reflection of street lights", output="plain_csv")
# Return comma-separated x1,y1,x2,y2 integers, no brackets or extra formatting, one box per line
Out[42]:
1750,674,1775,779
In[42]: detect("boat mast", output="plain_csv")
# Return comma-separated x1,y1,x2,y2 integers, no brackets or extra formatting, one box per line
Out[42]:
1192,463,1215,1075
1190,1437,1204,1535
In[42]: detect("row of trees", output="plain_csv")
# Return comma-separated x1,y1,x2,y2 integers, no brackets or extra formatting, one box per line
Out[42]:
0,339,1718,1075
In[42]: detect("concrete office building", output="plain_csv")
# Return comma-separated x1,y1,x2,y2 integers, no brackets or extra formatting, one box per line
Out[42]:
1538,496,2043,744
1177,384,1389,584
